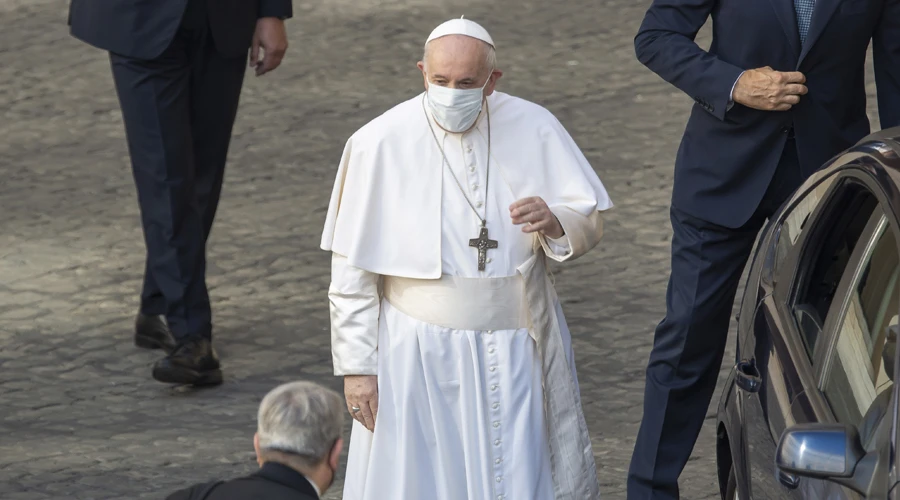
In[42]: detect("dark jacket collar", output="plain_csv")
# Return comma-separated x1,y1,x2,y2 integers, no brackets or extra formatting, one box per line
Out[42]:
254,462,319,498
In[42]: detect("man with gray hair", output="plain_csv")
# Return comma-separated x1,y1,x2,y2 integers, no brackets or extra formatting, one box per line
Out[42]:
165,381,343,500
322,16,612,500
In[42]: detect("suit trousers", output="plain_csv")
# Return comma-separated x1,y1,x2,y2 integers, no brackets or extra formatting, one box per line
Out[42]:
627,137,807,499
109,0,247,339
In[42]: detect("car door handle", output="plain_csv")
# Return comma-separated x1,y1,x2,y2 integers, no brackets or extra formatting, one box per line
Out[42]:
778,470,800,490
735,361,761,393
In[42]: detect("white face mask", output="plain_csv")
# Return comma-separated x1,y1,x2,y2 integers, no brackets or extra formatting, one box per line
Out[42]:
426,71,492,133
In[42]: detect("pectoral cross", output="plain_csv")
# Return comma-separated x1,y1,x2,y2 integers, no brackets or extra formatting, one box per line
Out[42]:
469,221,498,271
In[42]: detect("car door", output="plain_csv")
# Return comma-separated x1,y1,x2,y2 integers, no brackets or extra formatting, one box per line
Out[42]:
806,207,900,498
738,167,885,498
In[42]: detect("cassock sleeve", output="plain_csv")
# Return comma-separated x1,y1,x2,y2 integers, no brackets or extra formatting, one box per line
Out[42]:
329,253,381,376
539,207,605,263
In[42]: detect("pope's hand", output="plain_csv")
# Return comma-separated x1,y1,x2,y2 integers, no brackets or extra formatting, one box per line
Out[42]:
250,17,288,77
510,197,564,239
344,375,378,432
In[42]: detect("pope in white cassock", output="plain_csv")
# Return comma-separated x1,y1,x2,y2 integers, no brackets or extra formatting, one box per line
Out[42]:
321,17,613,500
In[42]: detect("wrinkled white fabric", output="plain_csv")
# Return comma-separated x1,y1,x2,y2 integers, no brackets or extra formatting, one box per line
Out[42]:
324,91,612,500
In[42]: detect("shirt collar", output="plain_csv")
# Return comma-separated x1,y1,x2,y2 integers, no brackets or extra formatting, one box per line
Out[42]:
255,462,320,498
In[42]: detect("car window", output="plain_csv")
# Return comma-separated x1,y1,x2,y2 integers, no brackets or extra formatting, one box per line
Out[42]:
822,215,899,443
792,182,878,360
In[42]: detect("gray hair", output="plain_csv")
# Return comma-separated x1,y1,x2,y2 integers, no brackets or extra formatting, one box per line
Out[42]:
257,381,344,468
422,38,497,76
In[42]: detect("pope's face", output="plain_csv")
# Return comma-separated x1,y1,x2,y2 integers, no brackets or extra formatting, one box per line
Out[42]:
417,35,502,93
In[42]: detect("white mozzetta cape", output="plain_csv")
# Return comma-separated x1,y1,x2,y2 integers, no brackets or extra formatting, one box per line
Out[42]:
320,91,612,275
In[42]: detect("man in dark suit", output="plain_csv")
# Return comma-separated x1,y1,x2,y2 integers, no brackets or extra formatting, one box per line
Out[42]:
68,0,293,386
166,381,344,500
626,0,900,494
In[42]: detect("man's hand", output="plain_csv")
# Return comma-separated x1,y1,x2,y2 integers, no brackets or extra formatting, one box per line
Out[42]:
344,375,378,432
732,66,808,111
250,17,288,77
510,197,564,239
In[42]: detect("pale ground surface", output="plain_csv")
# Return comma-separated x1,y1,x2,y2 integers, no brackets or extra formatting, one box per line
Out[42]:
0,0,882,499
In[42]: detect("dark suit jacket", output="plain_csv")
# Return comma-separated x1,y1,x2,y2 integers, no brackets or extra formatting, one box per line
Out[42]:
635,0,900,228
68,0,293,60
166,462,319,500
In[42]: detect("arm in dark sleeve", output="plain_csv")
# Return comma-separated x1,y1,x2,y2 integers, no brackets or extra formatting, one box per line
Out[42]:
258,0,293,19
634,0,744,121
873,0,900,129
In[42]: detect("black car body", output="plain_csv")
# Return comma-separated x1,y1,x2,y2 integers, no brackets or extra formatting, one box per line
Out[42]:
717,127,900,499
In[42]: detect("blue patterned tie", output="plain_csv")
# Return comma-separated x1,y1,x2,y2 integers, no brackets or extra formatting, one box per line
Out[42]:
795,0,815,43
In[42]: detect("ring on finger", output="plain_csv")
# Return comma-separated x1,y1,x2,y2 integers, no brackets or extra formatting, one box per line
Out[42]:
351,406,361,413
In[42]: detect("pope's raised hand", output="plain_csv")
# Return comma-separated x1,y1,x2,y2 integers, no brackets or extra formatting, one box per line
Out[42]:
510,197,564,239
344,375,378,432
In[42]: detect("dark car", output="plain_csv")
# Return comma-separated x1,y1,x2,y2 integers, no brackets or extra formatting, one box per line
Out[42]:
716,127,900,499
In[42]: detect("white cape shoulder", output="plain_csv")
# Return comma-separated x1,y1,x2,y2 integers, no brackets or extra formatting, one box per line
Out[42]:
320,91,613,278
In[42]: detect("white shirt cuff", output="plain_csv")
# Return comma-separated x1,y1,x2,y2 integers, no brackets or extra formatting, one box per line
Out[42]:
727,71,745,112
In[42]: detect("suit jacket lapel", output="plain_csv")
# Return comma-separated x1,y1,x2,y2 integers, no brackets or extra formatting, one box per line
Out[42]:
798,0,842,65
769,0,803,59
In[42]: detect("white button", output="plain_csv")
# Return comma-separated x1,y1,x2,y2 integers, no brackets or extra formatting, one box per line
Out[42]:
486,257,493,263
492,402,500,410
486,330,493,334
469,166,476,172
476,201,483,208
495,458,502,464
471,184,479,191
491,385,498,391
494,439,501,446
488,347,495,354
493,421,500,428
497,496,504,500
466,146,473,152
496,476,503,483
489,366,496,372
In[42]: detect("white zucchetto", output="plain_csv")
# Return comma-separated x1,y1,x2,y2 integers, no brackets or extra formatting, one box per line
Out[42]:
425,16,495,48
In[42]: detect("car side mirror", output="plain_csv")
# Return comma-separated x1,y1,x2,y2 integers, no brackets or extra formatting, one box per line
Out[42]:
776,423,865,478
775,423,883,495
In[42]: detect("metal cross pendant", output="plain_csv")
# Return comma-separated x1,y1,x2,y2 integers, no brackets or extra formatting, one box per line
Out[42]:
469,221,498,271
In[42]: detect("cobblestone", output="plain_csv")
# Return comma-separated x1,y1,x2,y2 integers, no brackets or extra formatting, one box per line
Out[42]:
0,0,882,499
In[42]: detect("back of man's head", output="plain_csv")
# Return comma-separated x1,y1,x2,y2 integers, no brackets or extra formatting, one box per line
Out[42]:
255,381,344,472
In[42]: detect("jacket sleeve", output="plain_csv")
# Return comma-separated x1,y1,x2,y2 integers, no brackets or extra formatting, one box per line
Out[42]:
258,0,293,19
539,207,605,263
873,0,900,129
329,253,381,376
634,0,744,121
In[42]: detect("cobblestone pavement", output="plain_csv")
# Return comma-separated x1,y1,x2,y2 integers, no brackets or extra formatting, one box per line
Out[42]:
0,1,883,499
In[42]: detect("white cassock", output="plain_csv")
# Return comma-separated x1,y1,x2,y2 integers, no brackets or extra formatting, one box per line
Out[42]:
321,91,613,500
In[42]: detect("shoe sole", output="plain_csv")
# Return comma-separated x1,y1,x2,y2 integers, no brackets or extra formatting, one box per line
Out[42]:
135,335,175,355
152,365,223,387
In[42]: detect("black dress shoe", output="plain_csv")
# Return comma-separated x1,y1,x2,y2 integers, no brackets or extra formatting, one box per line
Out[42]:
135,314,177,354
152,338,223,387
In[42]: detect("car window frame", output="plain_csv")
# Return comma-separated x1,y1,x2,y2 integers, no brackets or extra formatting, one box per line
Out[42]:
764,168,869,400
